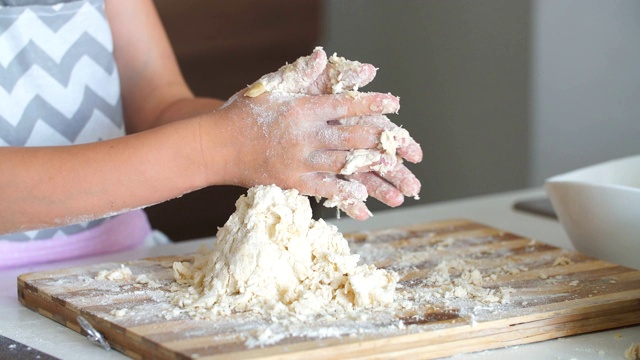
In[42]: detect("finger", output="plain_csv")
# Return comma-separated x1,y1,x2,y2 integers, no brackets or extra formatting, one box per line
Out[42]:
298,174,373,220
378,162,422,198
303,92,400,121
338,114,391,127
347,172,405,207
306,150,349,174
397,139,423,163
339,115,423,163
308,58,377,95
330,62,376,90
307,149,397,176
316,125,380,150
245,47,328,97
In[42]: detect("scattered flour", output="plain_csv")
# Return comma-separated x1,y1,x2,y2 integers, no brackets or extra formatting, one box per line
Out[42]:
419,259,513,305
169,185,398,321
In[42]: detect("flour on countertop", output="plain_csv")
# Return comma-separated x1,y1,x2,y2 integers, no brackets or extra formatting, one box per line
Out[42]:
169,185,398,321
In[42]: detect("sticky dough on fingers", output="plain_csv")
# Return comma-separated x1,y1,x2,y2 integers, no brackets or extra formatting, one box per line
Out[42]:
338,115,423,164
340,126,411,176
245,47,374,98
300,173,372,220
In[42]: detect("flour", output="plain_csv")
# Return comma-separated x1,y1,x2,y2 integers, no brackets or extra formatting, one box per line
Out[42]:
170,185,398,320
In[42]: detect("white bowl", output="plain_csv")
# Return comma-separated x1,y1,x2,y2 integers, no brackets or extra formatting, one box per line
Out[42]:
545,154,640,269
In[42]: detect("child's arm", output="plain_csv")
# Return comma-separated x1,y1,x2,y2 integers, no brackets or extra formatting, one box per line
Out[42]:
105,0,224,133
0,0,419,235
0,89,400,234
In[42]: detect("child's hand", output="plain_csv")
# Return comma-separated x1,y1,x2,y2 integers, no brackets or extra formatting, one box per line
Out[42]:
338,114,422,208
202,91,401,211
211,47,422,219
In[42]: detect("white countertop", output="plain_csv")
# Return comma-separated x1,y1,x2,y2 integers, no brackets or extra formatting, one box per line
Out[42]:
1,188,638,359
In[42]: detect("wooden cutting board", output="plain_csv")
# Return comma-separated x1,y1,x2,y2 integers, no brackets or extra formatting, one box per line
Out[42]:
18,219,640,359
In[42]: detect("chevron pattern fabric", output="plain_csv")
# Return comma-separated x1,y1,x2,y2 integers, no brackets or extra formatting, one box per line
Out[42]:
1,0,124,241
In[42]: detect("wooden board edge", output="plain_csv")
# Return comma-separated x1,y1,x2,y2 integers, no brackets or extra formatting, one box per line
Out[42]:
18,284,184,360
203,297,640,360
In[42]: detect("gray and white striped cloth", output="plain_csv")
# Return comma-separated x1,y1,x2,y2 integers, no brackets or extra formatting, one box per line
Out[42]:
0,0,125,241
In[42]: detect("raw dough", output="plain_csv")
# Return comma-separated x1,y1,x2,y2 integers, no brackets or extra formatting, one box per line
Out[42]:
244,47,365,97
627,342,640,360
96,264,131,281
340,127,410,176
171,185,398,319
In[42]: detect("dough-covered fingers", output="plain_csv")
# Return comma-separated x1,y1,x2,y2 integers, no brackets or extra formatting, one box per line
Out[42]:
339,115,423,163
306,151,349,174
378,162,422,198
307,53,377,95
245,47,327,97
245,47,377,97
344,162,421,209
307,148,397,176
304,93,400,121
316,125,380,150
298,174,372,220
346,172,405,208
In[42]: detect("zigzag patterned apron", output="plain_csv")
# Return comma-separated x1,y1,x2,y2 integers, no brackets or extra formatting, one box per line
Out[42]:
0,0,151,268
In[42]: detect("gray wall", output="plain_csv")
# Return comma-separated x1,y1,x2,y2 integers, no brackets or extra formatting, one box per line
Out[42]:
530,0,640,185
322,1,640,212
321,0,532,211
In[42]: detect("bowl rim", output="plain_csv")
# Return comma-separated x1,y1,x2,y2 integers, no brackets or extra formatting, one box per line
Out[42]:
544,179,640,195
545,154,640,191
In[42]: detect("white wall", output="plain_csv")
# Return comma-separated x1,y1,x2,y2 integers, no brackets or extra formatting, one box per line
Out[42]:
321,0,531,211
530,1,640,185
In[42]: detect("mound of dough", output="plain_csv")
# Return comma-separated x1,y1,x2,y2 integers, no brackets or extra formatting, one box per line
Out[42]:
171,185,398,319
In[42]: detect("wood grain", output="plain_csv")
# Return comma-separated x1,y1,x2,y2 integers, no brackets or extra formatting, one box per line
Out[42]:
18,219,640,359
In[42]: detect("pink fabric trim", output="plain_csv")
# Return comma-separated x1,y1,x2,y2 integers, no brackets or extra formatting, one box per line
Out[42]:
0,210,151,269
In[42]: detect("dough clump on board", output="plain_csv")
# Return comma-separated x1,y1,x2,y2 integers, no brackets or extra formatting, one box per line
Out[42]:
96,264,132,281
627,342,640,360
171,185,398,319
